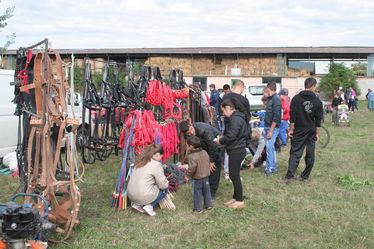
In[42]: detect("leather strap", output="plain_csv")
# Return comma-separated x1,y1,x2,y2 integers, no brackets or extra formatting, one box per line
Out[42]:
21,47,81,242
20,83,35,92
152,66,162,80
33,52,44,114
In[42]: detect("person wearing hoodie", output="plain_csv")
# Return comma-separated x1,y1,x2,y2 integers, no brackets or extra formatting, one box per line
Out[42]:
222,80,251,180
216,98,249,209
284,78,323,183
264,82,282,176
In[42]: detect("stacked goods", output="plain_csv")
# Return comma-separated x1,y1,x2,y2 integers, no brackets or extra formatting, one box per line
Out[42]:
146,55,282,76
191,56,215,75
159,192,176,210
170,56,193,75
287,68,311,77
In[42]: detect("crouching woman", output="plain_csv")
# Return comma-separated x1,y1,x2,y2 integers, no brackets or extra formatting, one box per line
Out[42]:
127,144,169,216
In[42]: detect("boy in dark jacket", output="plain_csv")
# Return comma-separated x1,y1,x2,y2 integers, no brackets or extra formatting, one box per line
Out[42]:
284,77,323,183
187,136,213,213
264,82,282,176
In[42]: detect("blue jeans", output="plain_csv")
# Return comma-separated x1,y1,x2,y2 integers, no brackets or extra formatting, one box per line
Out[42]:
278,120,289,146
264,127,279,173
151,189,167,208
192,177,212,211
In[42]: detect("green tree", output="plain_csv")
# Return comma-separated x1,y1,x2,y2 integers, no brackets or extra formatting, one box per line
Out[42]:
351,63,367,77
71,65,84,93
72,63,130,94
0,2,15,68
319,63,360,99
0,3,14,29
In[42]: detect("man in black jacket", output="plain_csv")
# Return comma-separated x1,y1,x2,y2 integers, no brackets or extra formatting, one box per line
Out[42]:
222,80,251,120
179,121,224,198
264,82,282,176
284,77,323,183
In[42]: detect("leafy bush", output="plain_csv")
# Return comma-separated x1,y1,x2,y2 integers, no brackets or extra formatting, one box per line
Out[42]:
319,63,360,99
337,175,374,189
351,63,367,77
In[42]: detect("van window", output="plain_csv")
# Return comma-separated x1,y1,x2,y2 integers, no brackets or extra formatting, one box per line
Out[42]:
248,86,265,96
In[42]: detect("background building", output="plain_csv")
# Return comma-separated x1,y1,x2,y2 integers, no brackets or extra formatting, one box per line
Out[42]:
4,47,374,98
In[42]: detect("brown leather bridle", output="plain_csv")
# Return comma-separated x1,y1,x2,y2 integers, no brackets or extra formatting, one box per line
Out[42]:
16,41,81,242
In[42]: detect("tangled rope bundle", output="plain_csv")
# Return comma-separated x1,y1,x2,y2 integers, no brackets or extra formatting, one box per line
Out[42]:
172,89,189,100
146,80,189,120
159,122,179,162
119,109,158,154
145,80,163,105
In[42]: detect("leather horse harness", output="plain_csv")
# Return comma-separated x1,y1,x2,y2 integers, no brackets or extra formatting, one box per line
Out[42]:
13,39,81,242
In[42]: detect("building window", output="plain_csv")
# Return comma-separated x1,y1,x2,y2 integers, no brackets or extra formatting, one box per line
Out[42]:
262,77,282,84
192,77,207,90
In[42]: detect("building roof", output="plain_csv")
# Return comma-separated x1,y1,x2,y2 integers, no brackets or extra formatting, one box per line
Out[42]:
5,46,374,59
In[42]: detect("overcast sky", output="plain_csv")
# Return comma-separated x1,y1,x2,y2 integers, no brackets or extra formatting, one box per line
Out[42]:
1,0,374,49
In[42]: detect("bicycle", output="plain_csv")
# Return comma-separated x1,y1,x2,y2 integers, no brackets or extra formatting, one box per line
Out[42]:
318,125,330,148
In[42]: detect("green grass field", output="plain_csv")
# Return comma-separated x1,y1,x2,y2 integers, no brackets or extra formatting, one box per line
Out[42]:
1,105,374,249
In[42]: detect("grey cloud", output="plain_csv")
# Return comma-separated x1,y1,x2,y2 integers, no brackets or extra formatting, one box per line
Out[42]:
2,0,374,49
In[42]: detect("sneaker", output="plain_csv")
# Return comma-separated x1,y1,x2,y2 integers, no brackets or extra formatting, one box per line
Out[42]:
224,199,236,206
193,209,204,214
265,171,272,177
228,201,246,209
272,168,279,174
205,206,213,210
131,203,145,213
282,177,295,184
143,205,156,216
298,176,309,182
224,173,230,180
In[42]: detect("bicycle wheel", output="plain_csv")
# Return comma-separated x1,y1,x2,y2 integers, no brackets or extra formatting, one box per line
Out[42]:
77,127,96,164
319,125,330,148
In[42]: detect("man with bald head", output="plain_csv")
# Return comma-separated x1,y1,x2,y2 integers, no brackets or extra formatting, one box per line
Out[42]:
222,80,251,120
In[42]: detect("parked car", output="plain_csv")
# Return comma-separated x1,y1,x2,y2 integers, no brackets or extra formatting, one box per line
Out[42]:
243,83,281,111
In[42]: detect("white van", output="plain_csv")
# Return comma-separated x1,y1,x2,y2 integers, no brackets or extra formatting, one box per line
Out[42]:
243,83,281,111
0,69,86,158
0,70,18,158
